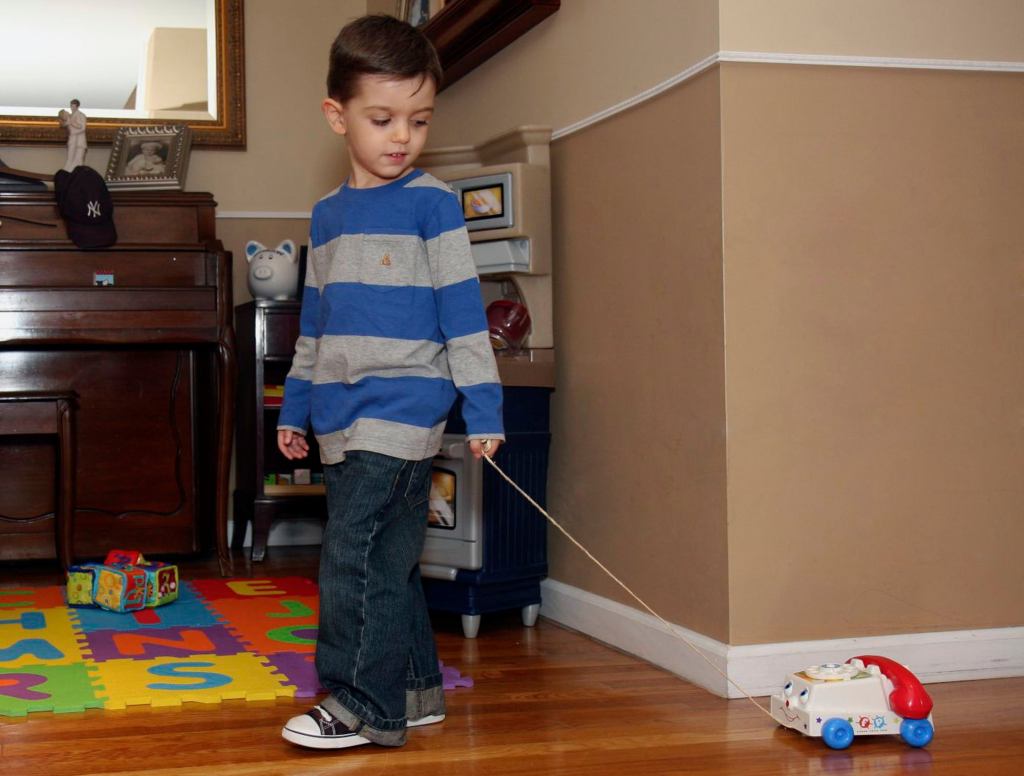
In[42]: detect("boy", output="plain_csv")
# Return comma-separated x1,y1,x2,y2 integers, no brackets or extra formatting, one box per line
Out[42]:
277,15,504,750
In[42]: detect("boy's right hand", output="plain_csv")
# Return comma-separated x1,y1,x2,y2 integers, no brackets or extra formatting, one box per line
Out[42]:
278,429,309,460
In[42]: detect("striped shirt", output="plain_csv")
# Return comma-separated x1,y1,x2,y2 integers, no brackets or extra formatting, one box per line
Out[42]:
278,169,504,464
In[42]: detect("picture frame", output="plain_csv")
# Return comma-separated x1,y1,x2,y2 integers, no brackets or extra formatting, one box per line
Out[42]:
398,0,446,28
104,125,192,190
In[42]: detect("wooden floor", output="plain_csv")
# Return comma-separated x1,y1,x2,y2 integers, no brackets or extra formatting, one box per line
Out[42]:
2,547,1022,775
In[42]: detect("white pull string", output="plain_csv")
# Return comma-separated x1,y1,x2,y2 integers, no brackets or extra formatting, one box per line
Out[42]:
480,449,775,721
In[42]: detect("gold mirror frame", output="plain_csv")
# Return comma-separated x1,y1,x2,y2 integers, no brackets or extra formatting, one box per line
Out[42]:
0,0,246,148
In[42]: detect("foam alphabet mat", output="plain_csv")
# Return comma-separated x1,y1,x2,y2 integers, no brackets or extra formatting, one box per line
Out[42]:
0,578,471,717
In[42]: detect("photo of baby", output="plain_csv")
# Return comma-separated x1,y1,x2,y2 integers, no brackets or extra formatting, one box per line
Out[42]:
104,125,191,190
123,140,168,177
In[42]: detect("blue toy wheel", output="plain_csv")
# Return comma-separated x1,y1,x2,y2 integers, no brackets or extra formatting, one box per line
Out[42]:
821,718,855,750
900,718,934,748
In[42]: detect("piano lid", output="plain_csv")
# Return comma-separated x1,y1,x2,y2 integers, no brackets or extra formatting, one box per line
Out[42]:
0,189,220,247
0,159,53,192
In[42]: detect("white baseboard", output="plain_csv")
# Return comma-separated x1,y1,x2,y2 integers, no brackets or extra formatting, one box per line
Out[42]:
228,518,323,550
539,578,1024,699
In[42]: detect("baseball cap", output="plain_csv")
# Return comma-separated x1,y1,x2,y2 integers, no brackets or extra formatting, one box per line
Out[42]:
54,166,117,249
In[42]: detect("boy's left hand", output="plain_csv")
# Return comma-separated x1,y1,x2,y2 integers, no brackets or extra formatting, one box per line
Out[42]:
469,439,501,459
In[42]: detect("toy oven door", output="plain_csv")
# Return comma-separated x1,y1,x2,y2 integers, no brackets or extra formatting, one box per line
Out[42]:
420,434,483,577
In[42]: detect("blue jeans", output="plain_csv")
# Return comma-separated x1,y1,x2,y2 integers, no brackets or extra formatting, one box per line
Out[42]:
316,451,445,747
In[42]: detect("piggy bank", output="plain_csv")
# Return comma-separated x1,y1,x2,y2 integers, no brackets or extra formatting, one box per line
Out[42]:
246,239,299,299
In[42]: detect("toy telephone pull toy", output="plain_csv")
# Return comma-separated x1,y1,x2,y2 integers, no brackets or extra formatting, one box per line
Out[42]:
771,655,934,749
480,455,936,750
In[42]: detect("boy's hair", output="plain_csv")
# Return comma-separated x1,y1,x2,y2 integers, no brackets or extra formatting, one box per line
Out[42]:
327,15,442,102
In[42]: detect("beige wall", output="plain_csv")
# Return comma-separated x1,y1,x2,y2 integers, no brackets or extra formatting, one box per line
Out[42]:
549,70,730,640
426,1,1024,646
142,28,208,111
422,0,730,638
719,0,1024,60
721,63,1024,643
428,0,719,146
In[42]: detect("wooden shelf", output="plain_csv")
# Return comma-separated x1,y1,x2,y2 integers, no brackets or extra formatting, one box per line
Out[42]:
423,0,560,90
235,300,326,562
264,484,325,496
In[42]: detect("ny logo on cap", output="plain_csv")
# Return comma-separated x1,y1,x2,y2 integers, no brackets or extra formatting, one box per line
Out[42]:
87,201,101,218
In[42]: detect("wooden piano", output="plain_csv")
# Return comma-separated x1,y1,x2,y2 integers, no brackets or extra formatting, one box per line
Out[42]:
0,190,236,574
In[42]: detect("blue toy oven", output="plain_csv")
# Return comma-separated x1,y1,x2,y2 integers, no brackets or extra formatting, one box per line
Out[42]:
419,386,551,638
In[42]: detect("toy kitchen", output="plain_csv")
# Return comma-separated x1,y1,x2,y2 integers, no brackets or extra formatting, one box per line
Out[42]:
419,126,555,638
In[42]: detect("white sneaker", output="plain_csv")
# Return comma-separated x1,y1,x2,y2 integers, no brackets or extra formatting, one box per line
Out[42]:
408,713,446,728
282,705,372,749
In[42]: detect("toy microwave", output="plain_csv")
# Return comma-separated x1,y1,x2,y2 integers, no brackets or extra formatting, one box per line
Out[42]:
445,163,553,351
446,163,551,277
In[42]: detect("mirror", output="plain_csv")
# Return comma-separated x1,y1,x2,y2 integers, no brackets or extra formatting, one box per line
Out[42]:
0,0,245,147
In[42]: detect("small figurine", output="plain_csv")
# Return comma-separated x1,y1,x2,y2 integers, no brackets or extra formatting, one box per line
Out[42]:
58,99,88,172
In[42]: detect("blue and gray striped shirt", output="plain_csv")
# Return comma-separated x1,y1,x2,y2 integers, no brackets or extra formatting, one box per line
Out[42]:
278,169,504,464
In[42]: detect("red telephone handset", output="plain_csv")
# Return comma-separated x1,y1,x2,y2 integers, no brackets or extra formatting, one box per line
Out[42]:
852,655,933,719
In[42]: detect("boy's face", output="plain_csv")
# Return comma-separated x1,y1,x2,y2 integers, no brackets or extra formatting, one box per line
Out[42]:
323,74,436,188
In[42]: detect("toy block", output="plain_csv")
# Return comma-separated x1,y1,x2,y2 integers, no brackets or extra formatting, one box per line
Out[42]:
136,562,180,608
104,550,145,566
66,566,98,606
93,566,148,613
